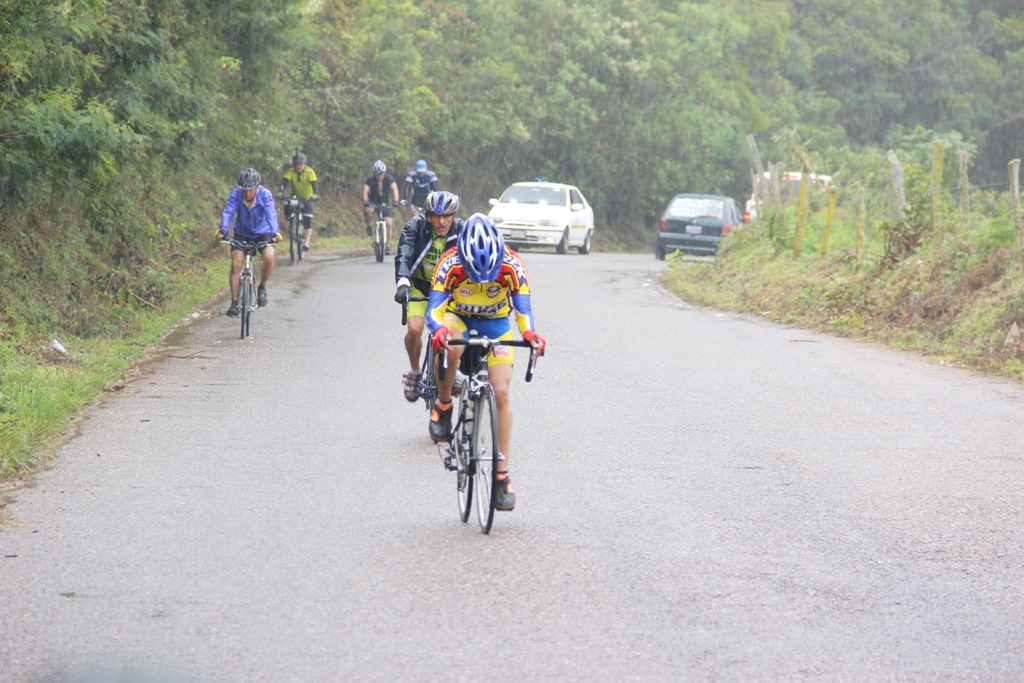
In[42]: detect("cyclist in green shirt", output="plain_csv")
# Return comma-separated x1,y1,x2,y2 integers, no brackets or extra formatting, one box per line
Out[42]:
278,152,319,251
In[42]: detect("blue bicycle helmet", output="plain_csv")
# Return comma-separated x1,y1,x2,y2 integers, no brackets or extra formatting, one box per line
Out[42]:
372,159,386,174
458,213,505,283
425,190,459,216
237,168,261,190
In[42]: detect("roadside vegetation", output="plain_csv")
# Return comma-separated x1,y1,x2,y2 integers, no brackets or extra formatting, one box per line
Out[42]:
663,129,1024,379
3,0,1024,476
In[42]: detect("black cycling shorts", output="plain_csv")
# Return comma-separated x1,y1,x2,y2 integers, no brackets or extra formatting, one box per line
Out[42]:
229,235,274,253
410,194,429,210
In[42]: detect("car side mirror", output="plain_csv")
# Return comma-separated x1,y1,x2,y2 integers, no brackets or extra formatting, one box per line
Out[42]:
570,203,584,211
488,198,498,206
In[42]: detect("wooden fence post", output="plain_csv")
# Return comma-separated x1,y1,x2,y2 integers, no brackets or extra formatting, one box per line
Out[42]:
959,149,970,220
793,172,809,256
857,193,866,262
750,168,761,220
887,149,906,221
1011,159,1024,247
768,162,782,205
822,186,837,257
930,139,945,231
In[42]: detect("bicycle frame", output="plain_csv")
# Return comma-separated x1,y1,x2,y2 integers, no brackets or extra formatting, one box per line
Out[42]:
222,238,273,339
371,202,393,263
284,197,303,263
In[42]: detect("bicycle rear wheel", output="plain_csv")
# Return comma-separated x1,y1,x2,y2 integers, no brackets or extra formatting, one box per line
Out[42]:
239,275,252,339
473,385,499,534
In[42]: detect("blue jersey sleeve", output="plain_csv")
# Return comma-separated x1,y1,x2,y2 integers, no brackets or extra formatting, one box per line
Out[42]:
220,188,241,233
511,292,535,333
425,290,451,333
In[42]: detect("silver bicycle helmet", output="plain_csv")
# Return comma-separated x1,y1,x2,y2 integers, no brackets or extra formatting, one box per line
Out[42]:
425,191,459,216
237,168,261,190
372,159,386,174
457,213,505,283
292,152,307,165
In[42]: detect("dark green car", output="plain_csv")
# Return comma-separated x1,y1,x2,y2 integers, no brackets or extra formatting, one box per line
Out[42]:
655,193,742,259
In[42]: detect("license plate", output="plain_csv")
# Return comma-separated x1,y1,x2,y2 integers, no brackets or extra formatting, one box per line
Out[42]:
511,230,527,239
685,224,703,235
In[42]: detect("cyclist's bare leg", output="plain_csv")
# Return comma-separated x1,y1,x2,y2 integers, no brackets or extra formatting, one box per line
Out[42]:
385,217,394,245
363,207,375,232
488,363,513,475
405,316,425,372
303,215,313,246
228,250,244,300
258,245,275,286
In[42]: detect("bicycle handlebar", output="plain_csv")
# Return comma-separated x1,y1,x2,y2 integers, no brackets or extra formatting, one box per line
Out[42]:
399,295,429,326
438,337,540,383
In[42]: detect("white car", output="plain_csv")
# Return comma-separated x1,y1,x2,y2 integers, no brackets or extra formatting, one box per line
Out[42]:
488,182,594,254
745,171,832,221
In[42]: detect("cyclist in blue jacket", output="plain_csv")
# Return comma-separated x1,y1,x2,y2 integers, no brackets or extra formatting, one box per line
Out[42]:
216,168,283,317
403,159,439,216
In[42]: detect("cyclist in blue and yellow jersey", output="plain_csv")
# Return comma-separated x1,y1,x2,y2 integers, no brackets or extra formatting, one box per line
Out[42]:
362,160,400,254
216,168,282,317
278,152,319,251
402,159,439,216
426,213,547,512
394,191,464,401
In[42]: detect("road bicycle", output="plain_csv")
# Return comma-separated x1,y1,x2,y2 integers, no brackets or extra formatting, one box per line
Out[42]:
438,333,538,534
281,196,304,263
368,202,396,263
222,238,274,339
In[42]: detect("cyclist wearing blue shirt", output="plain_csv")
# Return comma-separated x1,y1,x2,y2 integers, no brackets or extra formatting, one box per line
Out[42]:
403,159,439,216
216,168,282,317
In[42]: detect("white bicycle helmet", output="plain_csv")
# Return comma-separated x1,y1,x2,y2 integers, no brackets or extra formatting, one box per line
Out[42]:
372,159,386,174
425,191,459,216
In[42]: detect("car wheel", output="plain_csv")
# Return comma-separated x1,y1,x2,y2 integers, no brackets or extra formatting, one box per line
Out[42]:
556,228,569,254
655,243,665,260
578,229,592,255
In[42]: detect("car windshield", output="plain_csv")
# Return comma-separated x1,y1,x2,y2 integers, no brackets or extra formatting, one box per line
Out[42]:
666,197,725,219
499,186,566,206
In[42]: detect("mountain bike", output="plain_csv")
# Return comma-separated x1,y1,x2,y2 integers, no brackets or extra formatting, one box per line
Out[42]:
437,333,538,534
281,196,303,263
222,238,274,339
369,202,395,263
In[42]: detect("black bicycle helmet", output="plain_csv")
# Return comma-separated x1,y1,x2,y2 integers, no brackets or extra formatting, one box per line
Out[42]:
237,168,261,190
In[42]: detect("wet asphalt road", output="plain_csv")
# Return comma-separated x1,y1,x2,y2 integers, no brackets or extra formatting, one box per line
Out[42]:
1,250,1023,682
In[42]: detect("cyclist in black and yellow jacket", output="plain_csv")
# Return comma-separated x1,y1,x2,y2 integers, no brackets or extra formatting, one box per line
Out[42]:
394,191,464,402
278,152,319,251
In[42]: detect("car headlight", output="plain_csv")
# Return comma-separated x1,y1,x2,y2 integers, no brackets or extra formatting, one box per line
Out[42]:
537,220,559,227
491,216,505,225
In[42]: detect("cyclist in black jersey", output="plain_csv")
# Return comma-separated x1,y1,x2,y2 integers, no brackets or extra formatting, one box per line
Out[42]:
362,159,400,255
394,191,464,401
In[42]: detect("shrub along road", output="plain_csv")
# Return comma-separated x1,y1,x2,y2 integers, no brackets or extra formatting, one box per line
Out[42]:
1,252,1022,681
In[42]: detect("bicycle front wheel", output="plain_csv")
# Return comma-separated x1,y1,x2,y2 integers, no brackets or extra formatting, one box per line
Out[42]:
473,385,499,534
290,216,299,262
375,223,385,263
239,276,252,339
